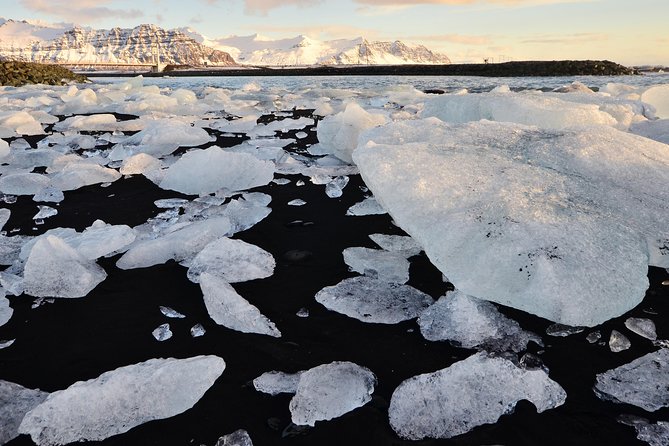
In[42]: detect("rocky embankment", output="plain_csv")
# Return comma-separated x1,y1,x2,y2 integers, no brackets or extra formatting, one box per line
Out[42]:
0,61,87,86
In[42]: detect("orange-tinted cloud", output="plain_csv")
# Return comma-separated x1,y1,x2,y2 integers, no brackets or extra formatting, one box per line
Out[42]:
20,0,143,22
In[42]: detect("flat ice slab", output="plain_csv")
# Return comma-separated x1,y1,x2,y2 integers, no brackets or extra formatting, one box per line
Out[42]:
0,380,49,446
389,352,566,440
19,356,226,446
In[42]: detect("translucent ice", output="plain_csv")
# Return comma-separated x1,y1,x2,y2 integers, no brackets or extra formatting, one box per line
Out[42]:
324,175,349,198
33,206,57,220
187,237,275,284
0,380,49,446
19,356,226,445
215,430,254,446
160,147,274,195
160,306,186,319
253,371,304,396
418,290,542,353
630,420,669,446
354,119,669,326
316,102,386,163
0,292,12,327
625,317,657,340
315,276,434,324
0,138,9,159
152,323,172,341
368,234,422,257
546,324,585,337
119,119,211,157
0,173,50,196
190,324,206,337
342,247,410,283
609,330,631,352
117,217,232,269
629,119,669,145
23,235,107,298
49,163,121,191
288,199,306,206
289,361,376,427
0,208,9,231
642,85,669,119
119,153,163,183
199,272,281,337
594,348,669,411
346,197,387,216
389,352,566,440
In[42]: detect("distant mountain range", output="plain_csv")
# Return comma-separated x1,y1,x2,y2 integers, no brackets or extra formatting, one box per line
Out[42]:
0,19,451,67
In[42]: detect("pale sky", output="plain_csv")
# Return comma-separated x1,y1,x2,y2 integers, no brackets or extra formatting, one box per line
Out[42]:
3,0,668,65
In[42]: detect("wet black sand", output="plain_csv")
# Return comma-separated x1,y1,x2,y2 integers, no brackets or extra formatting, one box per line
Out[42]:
1,113,668,446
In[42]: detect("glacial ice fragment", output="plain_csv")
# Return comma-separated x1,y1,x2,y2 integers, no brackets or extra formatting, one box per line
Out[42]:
187,237,275,284
215,430,253,446
624,317,657,340
190,324,206,338
23,236,107,298
587,331,602,343
315,276,433,324
152,323,172,341
546,324,585,337
199,273,281,337
325,175,349,198
342,247,410,283
19,356,226,446
288,199,306,206
0,292,12,327
418,290,542,353
0,380,49,446
368,233,422,256
253,371,304,396
0,173,50,196
0,208,9,230
160,306,185,318
595,348,669,411
610,330,631,352
289,361,376,427
33,206,57,220
389,352,566,440
346,197,387,216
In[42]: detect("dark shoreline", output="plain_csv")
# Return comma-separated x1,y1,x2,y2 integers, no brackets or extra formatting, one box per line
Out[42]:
85,60,637,78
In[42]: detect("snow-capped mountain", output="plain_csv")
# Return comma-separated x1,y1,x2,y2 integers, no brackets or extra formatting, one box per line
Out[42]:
181,31,451,66
0,20,235,67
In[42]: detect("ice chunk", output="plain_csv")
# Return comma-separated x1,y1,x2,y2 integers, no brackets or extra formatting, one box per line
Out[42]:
49,163,121,191
253,371,304,396
152,323,172,341
642,85,669,119
160,147,274,195
418,290,541,353
0,208,9,231
546,324,585,337
355,119,668,326
187,237,275,284
215,430,253,446
368,234,422,256
610,330,631,352
586,331,602,343
325,175,349,198
0,173,50,196
628,419,669,446
160,306,185,319
288,199,306,206
0,380,49,446
23,235,107,298
119,119,211,157
317,103,387,163
119,153,163,182
296,308,309,318
315,276,434,324
0,339,14,349
342,247,410,283
346,197,387,216
594,348,669,411
117,217,232,269
0,111,43,137
190,324,206,337
200,272,280,337
70,220,136,260
19,356,225,445
0,292,12,327
625,317,657,340
289,361,376,427
33,186,64,203
0,138,9,159
629,119,669,145
33,206,57,220
389,352,566,440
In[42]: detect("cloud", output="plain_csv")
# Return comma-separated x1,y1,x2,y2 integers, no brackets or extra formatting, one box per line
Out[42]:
521,33,608,45
19,0,143,23
401,34,493,45
353,0,590,6
355,5,413,15
242,0,323,15
250,23,380,40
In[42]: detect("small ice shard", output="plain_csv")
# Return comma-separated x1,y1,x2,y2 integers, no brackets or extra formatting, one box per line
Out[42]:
117,217,232,270
289,361,376,427
287,199,306,206
23,235,107,298
215,429,254,446
587,331,602,343
624,317,657,340
389,352,566,440
33,186,64,203
546,324,586,337
346,197,387,216
0,208,10,230
187,237,275,284
0,380,49,445
200,273,281,337
0,339,14,349
315,276,434,324
595,348,669,411
418,290,542,353
296,180,305,186
610,330,632,352
325,176,349,198
296,308,309,318
32,206,57,220
152,323,172,341
160,306,186,319
253,371,304,396
273,178,291,185
190,323,206,338
342,247,410,283
0,292,12,327
295,131,308,139
368,234,422,256
160,147,274,195
19,356,226,445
